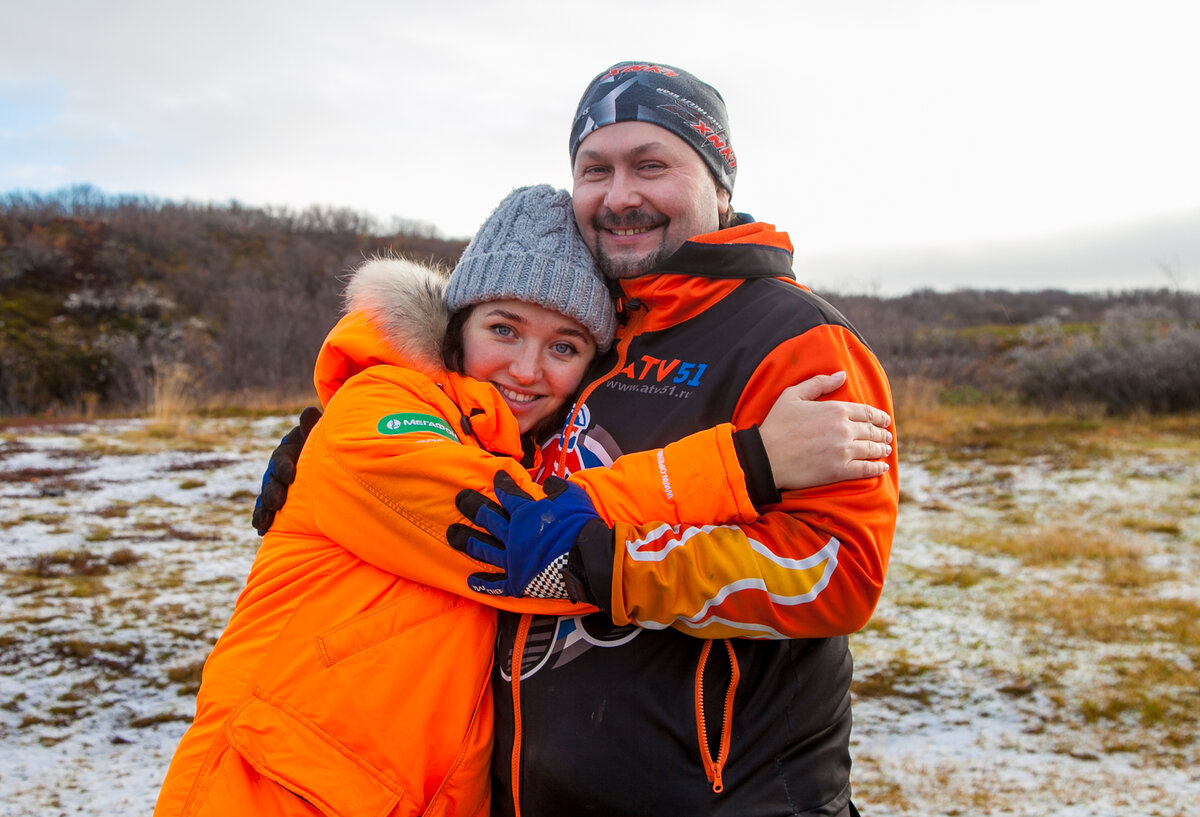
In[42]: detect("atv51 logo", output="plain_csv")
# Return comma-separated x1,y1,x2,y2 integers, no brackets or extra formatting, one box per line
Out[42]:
618,355,708,387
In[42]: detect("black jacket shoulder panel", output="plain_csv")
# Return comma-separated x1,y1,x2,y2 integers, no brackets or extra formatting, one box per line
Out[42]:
653,241,795,280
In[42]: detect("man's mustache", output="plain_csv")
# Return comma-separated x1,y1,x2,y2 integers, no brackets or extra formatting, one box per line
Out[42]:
593,210,665,231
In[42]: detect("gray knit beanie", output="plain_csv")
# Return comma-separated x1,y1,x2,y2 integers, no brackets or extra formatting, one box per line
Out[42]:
445,185,616,350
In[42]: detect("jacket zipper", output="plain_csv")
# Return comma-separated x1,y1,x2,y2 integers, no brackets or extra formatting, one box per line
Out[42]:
509,302,648,812
553,300,647,477
509,614,532,817
694,638,740,793
515,300,648,810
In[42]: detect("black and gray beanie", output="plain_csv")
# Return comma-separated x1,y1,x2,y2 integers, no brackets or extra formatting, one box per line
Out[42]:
445,185,616,350
568,61,736,195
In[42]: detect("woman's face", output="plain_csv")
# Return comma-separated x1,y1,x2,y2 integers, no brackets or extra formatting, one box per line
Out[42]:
461,299,597,434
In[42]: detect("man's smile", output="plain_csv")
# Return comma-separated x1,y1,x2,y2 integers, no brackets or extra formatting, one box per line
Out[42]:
609,226,655,237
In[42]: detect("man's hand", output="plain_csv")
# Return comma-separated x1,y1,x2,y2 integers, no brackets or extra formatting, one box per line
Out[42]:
251,406,322,535
759,372,893,490
447,472,610,599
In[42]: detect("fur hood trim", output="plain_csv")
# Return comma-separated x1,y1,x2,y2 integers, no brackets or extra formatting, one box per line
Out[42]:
343,256,450,375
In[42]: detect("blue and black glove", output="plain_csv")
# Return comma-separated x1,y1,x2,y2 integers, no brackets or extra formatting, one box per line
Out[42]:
252,406,322,536
448,472,611,599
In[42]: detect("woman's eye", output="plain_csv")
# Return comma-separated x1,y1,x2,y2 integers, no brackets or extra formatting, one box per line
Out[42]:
551,342,578,356
490,324,515,338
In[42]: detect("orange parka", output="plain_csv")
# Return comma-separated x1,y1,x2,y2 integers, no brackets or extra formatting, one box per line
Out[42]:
153,258,761,817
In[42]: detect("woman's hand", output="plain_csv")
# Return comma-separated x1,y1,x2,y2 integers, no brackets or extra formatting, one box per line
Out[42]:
758,372,893,490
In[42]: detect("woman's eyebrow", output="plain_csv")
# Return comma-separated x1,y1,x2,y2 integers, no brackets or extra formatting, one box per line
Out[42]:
481,308,527,323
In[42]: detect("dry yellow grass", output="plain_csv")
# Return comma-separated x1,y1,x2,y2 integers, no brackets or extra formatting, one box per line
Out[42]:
148,358,195,424
192,386,319,416
892,376,1200,465
939,523,1146,569
1007,591,1200,647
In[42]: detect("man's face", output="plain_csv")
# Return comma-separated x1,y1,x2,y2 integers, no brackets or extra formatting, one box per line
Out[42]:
571,121,731,280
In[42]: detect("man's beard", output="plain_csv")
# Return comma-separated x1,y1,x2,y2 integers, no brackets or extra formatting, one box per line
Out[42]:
594,240,676,280
591,211,675,280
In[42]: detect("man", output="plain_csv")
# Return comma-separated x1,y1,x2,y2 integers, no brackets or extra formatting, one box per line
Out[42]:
450,62,897,817
257,62,897,816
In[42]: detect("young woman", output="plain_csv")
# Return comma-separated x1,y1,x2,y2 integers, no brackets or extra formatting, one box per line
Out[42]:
153,186,892,817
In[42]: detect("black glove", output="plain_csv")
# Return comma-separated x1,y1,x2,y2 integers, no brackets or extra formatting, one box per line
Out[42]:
252,406,321,535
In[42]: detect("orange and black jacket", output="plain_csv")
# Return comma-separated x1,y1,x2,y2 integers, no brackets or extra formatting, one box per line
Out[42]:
152,259,765,817
492,221,900,817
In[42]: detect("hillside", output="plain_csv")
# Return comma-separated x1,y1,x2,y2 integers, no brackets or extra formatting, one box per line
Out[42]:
1,187,467,415
3,186,1199,417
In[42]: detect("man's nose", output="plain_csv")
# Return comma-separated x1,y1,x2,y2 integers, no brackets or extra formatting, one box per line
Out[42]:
604,168,642,211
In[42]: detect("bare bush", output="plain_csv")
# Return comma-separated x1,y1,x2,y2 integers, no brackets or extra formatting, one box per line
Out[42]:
5,187,1197,417
1008,305,1200,414
0,187,467,415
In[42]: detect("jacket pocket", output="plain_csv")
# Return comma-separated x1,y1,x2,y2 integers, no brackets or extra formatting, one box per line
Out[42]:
315,583,470,667
224,690,409,817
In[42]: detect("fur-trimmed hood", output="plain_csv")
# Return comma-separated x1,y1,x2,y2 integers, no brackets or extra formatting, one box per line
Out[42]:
313,256,452,404
343,256,451,373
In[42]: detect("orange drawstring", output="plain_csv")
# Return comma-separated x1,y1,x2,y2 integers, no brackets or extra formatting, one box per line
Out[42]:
509,614,532,817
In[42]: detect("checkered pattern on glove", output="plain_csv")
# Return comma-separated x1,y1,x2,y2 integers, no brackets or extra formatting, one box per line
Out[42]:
524,553,572,599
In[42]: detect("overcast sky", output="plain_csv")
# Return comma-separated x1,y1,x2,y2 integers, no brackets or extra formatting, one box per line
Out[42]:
2,0,1198,295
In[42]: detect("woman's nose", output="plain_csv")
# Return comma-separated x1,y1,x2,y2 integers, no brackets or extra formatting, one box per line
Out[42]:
508,347,541,383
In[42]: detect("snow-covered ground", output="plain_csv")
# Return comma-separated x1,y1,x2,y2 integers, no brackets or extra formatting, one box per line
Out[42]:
0,416,1197,816
0,416,290,816
852,440,1200,816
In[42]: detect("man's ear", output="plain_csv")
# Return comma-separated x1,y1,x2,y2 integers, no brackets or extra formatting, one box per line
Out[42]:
715,182,733,227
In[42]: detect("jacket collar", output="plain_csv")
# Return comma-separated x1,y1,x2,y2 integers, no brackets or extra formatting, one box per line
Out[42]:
653,221,795,280
614,222,796,328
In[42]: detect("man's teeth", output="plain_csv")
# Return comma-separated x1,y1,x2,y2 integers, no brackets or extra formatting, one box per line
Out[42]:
498,386,538,404
612,226,651,236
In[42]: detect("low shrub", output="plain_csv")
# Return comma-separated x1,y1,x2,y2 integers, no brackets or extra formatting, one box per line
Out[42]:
1008,305,1200,414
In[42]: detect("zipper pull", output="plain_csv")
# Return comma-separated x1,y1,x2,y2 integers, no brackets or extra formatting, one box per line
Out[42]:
710,760,724,794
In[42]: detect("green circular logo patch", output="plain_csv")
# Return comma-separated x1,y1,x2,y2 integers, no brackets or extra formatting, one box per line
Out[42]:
376,412,459,441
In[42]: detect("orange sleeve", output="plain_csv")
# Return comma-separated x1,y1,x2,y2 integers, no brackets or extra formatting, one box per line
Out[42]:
305,365,761,615
566,422,759,527
609,323,899,639
305,367,591,616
